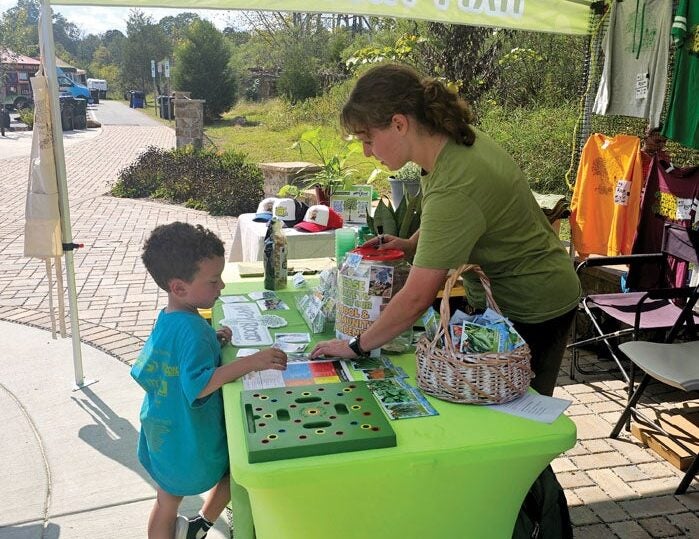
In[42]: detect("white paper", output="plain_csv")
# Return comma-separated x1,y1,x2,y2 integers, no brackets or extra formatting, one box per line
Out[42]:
220,295,249,303
242,369,286,390
488,393,571,424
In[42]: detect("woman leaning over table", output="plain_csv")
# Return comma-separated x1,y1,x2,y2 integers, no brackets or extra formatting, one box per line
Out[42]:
311,64,581,397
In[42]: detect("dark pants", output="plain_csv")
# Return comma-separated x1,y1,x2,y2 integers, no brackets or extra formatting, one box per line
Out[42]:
512,308,577,397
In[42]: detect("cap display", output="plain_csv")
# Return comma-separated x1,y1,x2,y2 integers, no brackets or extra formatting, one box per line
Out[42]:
252,197,279,222
273,198,309,227
294,205,344,233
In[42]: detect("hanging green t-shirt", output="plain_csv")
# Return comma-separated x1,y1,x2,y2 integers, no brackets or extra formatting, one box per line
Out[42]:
413,131,581,323
662,0,699,149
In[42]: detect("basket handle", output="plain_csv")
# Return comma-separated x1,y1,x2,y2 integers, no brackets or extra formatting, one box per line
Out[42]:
436,264,502,355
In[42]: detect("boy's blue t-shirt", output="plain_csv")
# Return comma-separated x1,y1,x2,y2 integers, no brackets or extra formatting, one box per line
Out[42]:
131,309,229,496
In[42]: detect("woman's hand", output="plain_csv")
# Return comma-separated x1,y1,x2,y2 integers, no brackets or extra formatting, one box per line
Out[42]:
310,339,357,359
362,234,412,254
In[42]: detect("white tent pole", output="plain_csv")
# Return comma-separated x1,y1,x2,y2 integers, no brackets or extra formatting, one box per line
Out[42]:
39,0,86,389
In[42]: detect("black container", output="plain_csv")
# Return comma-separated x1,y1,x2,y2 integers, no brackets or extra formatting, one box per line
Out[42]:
72,98,87,130
90,89,100,104
59,96,74,131
1,107,9,129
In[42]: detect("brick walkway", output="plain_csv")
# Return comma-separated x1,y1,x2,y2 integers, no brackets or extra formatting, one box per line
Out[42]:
1,121,698,537
0,124,237,364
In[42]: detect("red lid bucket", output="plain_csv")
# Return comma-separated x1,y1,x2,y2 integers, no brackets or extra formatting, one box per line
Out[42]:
351,246,404,262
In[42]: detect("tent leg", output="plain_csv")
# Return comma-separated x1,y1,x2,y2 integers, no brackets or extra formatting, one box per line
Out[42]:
65,249,97,391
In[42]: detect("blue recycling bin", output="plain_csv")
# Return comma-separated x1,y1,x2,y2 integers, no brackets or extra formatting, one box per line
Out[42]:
131,90,145,109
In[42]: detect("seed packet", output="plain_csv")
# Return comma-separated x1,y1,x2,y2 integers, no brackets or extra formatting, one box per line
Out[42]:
420,306,440,341
460,321,500,353
256,298,289,311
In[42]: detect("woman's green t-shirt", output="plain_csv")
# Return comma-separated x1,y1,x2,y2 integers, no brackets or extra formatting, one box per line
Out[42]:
413,130,581,323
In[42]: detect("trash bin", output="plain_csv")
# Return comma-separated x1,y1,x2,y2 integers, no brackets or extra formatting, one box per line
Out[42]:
90,89,100,105
168,96,175,119
99,89,107,100
131,90,145,109
157,95,173,119
59,96,74,131
72,98,87,130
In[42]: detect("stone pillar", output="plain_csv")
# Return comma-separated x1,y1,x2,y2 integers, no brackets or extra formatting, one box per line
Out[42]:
258,161,323,197
174,98,205,149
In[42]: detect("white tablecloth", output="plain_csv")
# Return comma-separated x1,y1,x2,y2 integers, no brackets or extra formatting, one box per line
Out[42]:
229,213,337,262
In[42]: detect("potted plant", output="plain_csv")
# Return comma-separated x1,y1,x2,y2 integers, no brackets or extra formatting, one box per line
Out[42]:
388,161,422,209
293,127,361,205
366,191,422,244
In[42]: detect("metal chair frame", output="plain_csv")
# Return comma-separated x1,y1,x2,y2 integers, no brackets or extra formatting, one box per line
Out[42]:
610,285,699,494
569,224,699,385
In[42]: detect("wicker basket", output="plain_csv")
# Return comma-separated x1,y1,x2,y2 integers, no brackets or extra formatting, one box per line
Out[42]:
416,264,532,405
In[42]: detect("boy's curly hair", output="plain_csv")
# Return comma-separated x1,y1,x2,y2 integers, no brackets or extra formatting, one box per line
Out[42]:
142,222,225,291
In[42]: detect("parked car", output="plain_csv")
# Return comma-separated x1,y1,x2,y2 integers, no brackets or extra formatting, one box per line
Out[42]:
57,67,91,102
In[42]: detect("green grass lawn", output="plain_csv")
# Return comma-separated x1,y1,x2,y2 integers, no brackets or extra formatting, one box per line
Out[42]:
205,99,387,189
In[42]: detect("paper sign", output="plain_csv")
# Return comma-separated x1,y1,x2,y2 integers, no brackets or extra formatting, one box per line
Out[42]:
614,179,632,206
230,318,273,346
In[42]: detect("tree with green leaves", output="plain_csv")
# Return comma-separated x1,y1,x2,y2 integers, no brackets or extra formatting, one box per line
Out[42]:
122,10,171,93
172,19,237,122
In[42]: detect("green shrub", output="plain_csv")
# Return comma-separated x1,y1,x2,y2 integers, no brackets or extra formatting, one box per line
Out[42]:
18,107,34,129
477,103,578,194
111,145,264,216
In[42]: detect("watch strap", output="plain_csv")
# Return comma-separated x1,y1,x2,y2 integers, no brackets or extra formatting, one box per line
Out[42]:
348,335,367,357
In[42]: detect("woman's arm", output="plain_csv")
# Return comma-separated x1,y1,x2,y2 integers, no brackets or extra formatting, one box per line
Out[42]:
311,265,447,358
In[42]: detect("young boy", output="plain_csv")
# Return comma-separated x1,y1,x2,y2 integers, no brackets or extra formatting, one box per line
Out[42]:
132,222,287,539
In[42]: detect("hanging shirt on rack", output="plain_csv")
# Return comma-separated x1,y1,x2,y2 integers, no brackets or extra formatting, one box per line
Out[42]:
662,0,699,149
593,0,672,128
627,157,699,290
570,133,644,258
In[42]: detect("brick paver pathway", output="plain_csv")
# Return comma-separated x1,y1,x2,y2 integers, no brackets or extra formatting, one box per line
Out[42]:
0,124,237,363
1,120,698,537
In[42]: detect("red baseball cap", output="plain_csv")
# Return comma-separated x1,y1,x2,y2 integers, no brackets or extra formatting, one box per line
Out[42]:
294,205,344,232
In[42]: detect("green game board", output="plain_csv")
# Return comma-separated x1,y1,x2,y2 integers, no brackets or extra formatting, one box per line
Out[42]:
242,381,397,463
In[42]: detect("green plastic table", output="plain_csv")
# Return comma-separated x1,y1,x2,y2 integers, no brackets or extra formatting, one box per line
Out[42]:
216,277,577,539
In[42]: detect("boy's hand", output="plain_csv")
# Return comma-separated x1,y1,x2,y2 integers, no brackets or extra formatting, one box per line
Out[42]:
216,326,232,346
247,348,287,372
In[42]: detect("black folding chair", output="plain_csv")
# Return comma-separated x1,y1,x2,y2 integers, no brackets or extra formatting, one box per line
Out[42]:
569,223,699,385
610,283,699,494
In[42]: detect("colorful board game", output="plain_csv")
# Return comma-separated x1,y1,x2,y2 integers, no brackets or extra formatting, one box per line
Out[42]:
242,381,396,463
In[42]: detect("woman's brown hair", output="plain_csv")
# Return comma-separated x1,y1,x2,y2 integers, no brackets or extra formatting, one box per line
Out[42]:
341,64,476,146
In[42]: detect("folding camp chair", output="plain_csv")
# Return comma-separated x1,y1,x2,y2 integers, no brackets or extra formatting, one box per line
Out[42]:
569,223,699,384
610,284,699,494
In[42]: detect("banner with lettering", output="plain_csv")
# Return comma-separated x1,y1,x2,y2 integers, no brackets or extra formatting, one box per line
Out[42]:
51,0,593,35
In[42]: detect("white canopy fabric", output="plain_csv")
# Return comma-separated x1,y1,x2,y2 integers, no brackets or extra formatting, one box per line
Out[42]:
52,0,594,35
24,69,63,261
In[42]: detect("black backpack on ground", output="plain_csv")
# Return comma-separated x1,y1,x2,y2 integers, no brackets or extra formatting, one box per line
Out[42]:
512,465,573,539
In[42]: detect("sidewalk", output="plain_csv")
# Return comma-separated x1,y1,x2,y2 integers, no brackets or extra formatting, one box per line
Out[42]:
0,320,230,539
1,100,698,538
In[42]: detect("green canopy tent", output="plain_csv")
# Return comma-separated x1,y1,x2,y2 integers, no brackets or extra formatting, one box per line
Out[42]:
31,0,593,389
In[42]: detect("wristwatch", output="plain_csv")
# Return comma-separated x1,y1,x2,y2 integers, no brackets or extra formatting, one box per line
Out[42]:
348,335,369,357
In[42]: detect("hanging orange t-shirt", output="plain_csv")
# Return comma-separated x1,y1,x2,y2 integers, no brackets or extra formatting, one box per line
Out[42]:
570,133,644,257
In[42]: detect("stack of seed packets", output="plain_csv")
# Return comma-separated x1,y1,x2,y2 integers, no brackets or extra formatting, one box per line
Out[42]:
344,356,438,420
249,291,290,311
366,378,439,420
448,308,525,356
345,356,408,381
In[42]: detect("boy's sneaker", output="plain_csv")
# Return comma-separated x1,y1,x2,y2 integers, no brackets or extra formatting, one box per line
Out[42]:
175,514,211,539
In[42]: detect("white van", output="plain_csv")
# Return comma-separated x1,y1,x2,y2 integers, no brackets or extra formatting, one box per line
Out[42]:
87,78,108,99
